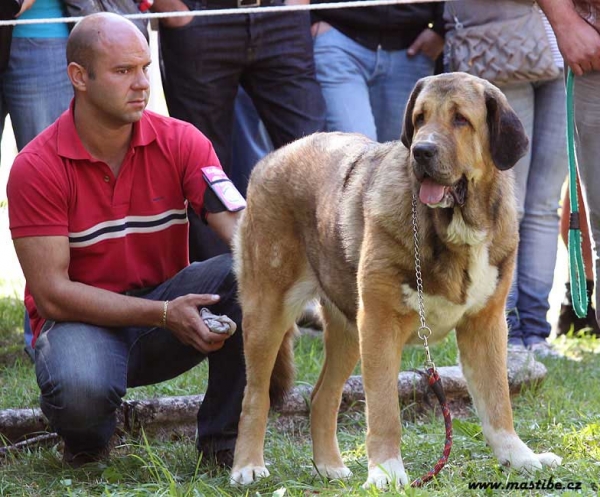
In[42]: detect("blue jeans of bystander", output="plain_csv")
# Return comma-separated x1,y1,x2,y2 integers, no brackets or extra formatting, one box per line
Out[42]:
34,255,246,456
313,26,434,142
0,37,72,152
0,37,72,355
159,6,325,261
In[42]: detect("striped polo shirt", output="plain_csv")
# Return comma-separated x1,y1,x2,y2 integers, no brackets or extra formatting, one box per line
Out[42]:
8,104,221,341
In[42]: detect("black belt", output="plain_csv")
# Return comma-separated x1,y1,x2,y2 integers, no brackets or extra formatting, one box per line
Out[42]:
199,0,283,9
122,286,157,298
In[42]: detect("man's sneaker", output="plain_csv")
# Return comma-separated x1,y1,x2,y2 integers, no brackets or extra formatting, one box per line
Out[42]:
527,341,563,359
62,444,110,469
507,340,528,354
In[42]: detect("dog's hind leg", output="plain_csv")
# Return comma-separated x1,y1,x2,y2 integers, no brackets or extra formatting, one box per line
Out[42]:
231,259,317,485
456,303,562,472
310,302,360,480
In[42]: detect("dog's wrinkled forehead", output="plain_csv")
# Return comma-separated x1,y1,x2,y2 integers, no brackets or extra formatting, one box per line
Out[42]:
413,74,488,117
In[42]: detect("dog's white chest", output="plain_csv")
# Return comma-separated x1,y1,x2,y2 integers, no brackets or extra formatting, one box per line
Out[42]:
402,243,499,339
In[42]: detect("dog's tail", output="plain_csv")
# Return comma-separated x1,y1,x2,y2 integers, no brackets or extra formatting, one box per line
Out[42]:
269,326,298,408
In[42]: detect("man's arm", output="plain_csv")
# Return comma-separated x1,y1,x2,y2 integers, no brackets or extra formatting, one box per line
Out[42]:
206,210,243,246
537,0,600,75
14,235,228,353
17,0,35,16
151,0,192,28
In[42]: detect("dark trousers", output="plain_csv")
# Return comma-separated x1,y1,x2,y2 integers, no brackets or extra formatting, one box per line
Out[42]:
34,255,245,455
159,5,326,260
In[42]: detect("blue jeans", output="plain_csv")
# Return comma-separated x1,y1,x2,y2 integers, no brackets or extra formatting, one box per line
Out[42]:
159,5,325,261
34,255,246,455
0,37,72,153
313,26,435,142
0,37,72,355
574,70,600,327
231,87,273,197
502,75,567,346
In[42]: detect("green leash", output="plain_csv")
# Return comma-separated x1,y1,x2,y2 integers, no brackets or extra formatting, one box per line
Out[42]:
565,68,588,319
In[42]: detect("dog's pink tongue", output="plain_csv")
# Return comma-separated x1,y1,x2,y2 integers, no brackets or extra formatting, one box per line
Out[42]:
419,178,446,204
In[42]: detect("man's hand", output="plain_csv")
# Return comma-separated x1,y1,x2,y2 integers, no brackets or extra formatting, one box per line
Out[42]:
554,16,600,76
17,0,36,16
537,0,600,75
151,0,193,28
165,293,231,354
407,29,444,61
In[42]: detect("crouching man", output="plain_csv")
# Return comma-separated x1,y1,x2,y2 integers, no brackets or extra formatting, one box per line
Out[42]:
7,12,246,468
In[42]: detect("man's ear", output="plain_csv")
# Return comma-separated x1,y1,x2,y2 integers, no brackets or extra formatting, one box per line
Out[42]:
67,62,88,92
401,78,426,149
485,87,529,170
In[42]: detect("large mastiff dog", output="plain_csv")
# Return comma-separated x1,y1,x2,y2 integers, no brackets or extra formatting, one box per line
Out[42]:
231,73,561,489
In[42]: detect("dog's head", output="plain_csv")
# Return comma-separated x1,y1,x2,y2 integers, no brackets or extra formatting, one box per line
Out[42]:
400,73,528,209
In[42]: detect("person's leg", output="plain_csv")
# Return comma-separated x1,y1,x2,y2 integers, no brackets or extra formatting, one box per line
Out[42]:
499,82,534,348
574,70,600,328
0,70,6,161
4,37,72,149
159,6,243,261
370,50,435,143
311,25,377,139
34,321,131,457
242,11,326,149
231,87,273,196
557,183,599,336
36,255,244,463
127,255,245,457
513,76,566,347
3,37,72,356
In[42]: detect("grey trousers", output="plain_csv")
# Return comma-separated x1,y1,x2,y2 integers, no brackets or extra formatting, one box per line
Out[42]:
573,70,600,325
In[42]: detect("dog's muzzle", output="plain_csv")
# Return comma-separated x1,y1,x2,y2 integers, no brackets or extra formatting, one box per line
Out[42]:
418,175,467,209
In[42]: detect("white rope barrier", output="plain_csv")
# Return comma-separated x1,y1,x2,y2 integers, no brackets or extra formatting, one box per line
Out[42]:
0,0,452,27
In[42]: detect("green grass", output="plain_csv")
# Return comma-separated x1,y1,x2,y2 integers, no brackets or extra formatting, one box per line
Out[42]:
1,295,600,496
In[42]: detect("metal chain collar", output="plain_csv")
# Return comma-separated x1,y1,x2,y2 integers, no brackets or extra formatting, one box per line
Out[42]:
411,194,436,371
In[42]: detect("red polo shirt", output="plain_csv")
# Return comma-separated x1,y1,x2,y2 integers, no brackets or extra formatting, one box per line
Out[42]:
7,105,221,343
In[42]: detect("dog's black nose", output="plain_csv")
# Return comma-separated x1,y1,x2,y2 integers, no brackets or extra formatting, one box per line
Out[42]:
412,142,438,164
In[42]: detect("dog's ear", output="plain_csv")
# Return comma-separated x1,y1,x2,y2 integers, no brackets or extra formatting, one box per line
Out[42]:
485,89,529,170
401,78,426,148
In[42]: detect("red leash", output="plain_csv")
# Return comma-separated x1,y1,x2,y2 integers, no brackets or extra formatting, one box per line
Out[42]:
410,368,453,487
410,196,453,486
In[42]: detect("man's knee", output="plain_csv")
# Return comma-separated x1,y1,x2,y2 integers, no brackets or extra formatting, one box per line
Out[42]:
38,371,123,430
35,333,123,429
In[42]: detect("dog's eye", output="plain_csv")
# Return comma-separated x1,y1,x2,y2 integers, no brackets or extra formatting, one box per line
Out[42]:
454,113,469,126
414,113,425,126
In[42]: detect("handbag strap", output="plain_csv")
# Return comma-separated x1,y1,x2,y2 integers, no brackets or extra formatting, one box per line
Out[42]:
447,2,463,29
447,0,538,30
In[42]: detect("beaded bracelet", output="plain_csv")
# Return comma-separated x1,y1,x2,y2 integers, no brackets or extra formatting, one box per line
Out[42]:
162,300,169,329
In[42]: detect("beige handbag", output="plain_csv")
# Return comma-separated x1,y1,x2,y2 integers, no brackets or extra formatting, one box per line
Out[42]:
445,6,560,86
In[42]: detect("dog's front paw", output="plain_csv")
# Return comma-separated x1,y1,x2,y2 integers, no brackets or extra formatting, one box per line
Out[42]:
230,465,270,485
314,463,352,480
362,458,408,490
491,432,562,474
505,451,562,473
